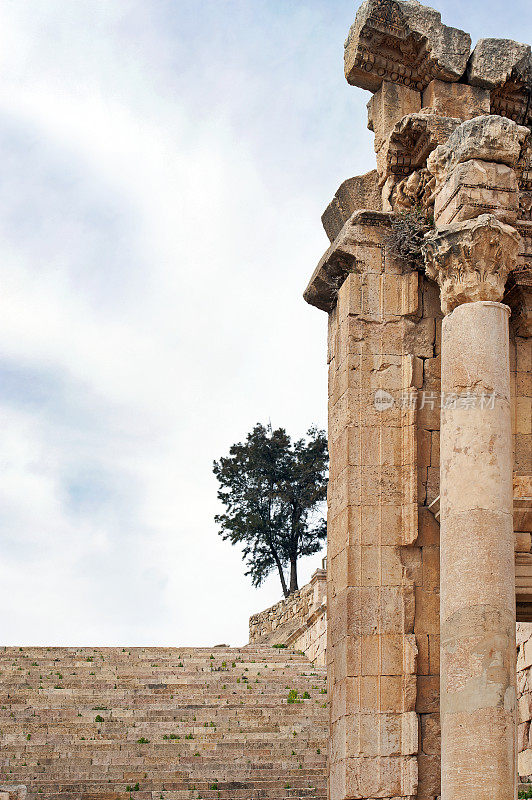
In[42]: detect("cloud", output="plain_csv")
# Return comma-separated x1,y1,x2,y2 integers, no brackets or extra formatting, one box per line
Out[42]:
0,0,529,646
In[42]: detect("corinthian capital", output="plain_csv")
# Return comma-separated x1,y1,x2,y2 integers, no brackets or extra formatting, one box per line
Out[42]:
422,214,521,314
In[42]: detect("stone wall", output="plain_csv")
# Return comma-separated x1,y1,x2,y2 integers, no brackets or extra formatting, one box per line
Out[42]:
517,623,532,779
249,568,327,665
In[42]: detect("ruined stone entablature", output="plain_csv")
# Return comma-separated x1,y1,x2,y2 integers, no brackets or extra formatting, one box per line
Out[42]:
426,115,530,188
378,111,461,185
422,215,521,314
344,0,471,93
467,39,532,125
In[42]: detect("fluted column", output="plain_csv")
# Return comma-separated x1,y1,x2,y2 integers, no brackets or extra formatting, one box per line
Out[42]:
423,215,521,800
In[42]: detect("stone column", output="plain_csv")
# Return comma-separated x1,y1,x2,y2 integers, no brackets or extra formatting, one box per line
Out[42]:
423,215,521,800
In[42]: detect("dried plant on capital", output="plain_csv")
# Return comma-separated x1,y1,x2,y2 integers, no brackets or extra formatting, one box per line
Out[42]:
385,207,434,271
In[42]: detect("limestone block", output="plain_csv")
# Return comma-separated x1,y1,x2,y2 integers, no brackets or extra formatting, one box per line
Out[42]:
428,633,440,675
515,532,531,554
422,79,490,120
344,754,418,798
377,111,460,185
420,712,441,755
305,210,398,312
322,171,382,243
433,159,520,227
357,503,404,547
467,38,532,125
519,747,532,778
414,587,439,634
416,675,439,713
516,397,532,435
519,720,531,751
421,545,439,590
383,271,420,317
468,39,531,90
515,435,532,473
427,115,530,187
519,691,532,722
417,753,441,796
367,81,421,151
344,0,471,92
515,475,532,499
417,506,440,547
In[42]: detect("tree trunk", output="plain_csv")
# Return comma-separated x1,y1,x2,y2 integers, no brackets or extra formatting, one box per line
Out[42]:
289,555,298,594
276,560,289,598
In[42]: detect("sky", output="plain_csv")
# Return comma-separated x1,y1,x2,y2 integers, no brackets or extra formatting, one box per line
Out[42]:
0,0,530,647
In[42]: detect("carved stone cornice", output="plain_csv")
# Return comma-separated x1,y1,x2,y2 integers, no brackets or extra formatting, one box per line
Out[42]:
344,0,471,92
378,111,460,184
304,210,394,312
467,39,532,126
422,214,521,314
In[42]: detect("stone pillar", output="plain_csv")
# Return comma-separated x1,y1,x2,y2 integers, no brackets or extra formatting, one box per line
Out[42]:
423,215,521,800
305,209,439,800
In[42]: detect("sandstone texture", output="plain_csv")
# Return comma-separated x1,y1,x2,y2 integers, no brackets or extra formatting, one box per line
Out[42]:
432,160,520,227
423,215,521,314
427,115,530,187
0,646,327,800
422,80,490,121
249,568,327,665
467,39,532,124
367,81,421,151
321,172,381,243
439,301,516,800
344,0,471,92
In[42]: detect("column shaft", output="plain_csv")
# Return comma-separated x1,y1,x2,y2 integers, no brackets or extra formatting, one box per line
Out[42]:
440,301,516,800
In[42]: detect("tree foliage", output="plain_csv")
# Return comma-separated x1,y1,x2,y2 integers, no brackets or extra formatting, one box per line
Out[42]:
213,423,328,598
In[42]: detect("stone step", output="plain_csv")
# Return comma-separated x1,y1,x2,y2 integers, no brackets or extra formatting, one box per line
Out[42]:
0,646,328,799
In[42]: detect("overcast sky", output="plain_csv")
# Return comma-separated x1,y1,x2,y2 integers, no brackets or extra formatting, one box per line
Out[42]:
0,0,530,647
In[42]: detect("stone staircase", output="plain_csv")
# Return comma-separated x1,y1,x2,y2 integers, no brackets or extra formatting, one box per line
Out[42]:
0,646,328,800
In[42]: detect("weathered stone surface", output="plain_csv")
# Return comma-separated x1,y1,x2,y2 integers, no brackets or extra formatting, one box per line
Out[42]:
305,210,397,312
249,568,327,665
423,215,521,314
0,788,26,800
427,115,530,188
440,301,516,800
507,268,532,337
517,140,532,216
433,159,520,227
387,167,434,212
467,38,531,90
0,646,327,799
377,110,460,187
367,80,421,151
422,79,490,120
344,0,471,92
321,171,381,242
467,38,532,124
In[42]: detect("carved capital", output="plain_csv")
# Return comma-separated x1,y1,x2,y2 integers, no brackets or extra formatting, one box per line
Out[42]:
422,214,521,314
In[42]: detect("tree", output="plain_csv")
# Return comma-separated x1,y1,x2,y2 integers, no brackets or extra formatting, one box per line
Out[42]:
213,423,328,598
